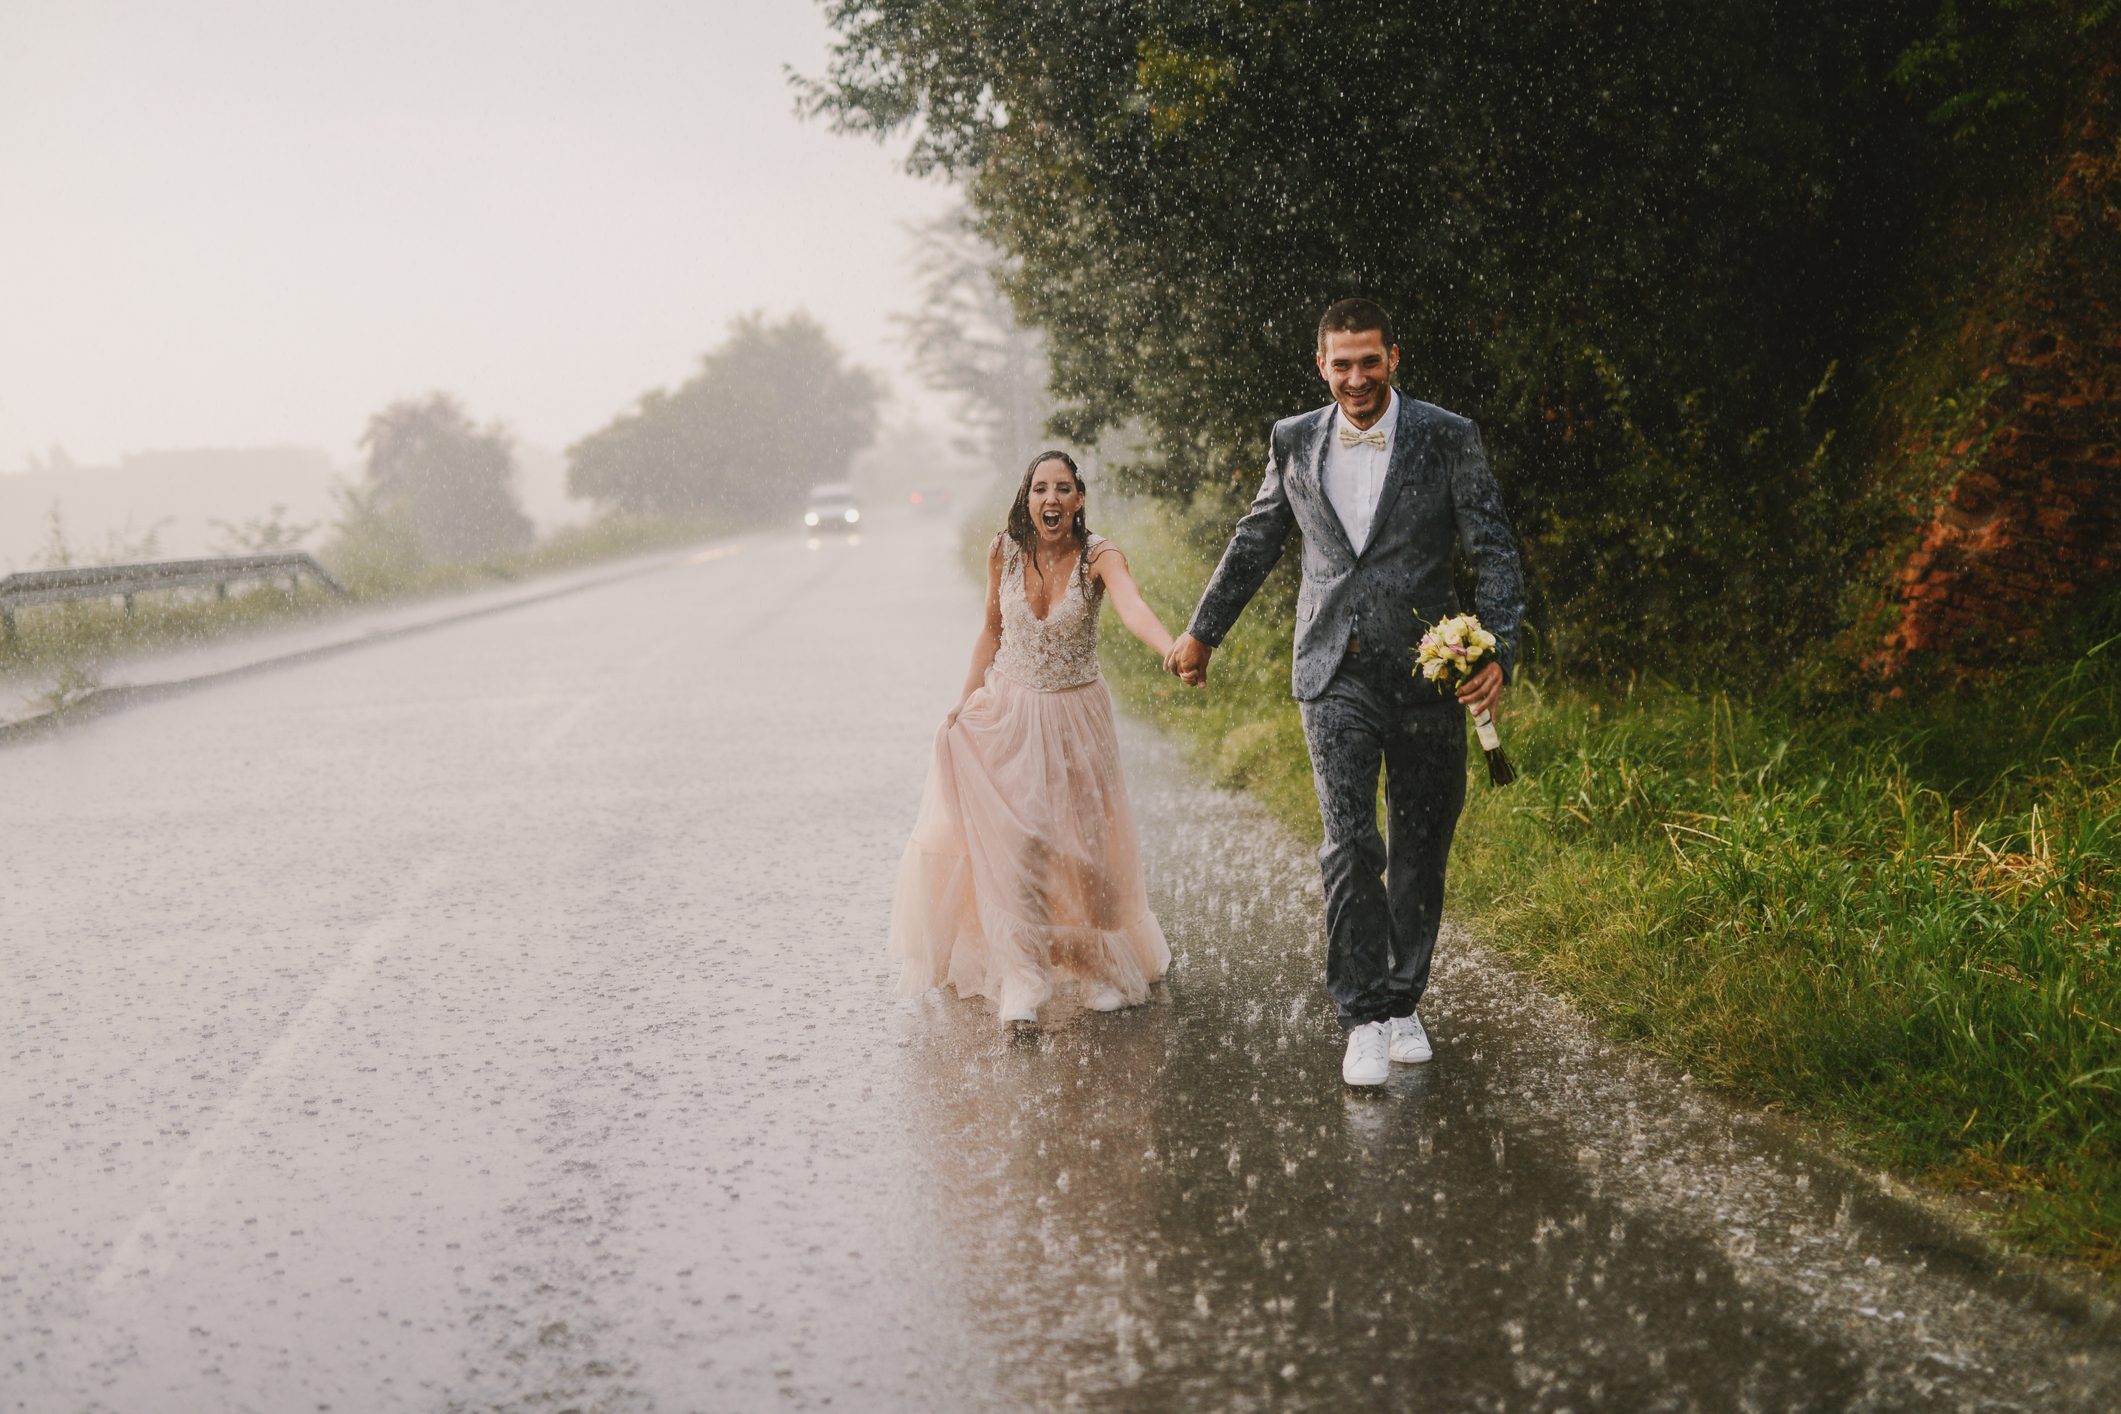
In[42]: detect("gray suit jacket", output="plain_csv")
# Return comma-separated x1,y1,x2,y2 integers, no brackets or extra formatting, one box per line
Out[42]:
1187,394,1526,704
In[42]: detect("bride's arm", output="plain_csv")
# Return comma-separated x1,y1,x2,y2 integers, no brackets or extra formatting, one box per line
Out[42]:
1089,542,1176,660
951,537,1006,718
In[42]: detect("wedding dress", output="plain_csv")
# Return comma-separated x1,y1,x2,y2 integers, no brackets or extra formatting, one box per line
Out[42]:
889,534,1169,1016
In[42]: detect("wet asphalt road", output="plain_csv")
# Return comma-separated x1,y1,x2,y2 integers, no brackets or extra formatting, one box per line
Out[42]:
4,509,2117,1412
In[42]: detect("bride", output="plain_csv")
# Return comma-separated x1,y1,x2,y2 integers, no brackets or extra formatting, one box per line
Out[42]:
889,450,1175,1026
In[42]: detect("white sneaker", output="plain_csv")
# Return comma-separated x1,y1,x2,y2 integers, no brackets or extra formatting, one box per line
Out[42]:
1389,1010,1433,1064
1084,984,1127,1012
1342,1021,1390,1087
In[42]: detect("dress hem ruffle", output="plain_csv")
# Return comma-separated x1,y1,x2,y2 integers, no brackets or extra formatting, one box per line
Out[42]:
887,669,1170,1017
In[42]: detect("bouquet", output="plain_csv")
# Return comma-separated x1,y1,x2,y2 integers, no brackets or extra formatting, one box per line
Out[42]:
1415,613,1516,786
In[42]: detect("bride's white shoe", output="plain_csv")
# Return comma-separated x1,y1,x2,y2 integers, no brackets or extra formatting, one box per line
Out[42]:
999,982,1041,1027
1084,983,1127,1012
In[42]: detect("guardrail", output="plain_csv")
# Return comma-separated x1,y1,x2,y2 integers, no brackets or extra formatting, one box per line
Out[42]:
0,552,349,642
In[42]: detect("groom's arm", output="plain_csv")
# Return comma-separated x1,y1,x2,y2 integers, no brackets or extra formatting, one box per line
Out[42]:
1186,430,1297,649
1449,420,1527,682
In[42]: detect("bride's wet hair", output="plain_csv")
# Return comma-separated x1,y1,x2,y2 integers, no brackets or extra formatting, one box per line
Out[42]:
1005,450,1091,584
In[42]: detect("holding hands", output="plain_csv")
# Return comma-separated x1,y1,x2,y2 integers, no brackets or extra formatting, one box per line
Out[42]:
1164,633,1212,688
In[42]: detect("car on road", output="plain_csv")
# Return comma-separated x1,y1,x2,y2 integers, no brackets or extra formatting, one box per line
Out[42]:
803,483,862,534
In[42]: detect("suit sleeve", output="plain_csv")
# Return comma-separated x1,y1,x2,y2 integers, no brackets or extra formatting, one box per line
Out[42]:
1186,429,1297,648
1449,421,1527,681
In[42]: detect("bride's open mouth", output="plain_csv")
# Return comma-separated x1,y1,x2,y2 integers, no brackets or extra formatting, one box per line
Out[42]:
1041,509,1063,529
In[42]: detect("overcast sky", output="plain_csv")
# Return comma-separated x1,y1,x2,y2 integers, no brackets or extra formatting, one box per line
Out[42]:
0,0,955,469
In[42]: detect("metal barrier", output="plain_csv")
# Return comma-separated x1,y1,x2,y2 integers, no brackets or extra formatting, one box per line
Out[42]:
0,552,349,642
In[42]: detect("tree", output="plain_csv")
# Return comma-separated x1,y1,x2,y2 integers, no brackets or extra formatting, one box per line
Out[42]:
896,208,1049,468
357,394,534,564
804,1,2115,680
568,312,883,522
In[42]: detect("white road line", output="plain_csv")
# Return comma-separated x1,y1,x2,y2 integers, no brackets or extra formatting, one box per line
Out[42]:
92,857,454,1292
687,545,744,565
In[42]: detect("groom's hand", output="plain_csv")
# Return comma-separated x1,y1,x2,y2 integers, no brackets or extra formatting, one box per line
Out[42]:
1455,661,1503,719
1166,633,1212,688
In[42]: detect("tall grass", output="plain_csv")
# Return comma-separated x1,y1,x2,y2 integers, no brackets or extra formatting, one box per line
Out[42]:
1094,496,2121,1270
1457,670,2120,1266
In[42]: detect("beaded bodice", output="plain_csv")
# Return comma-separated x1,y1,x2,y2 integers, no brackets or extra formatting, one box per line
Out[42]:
994,534,1105,691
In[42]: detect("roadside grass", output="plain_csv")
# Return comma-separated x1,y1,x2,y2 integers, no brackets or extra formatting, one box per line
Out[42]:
1093,496,2121,1273
0,515,718,682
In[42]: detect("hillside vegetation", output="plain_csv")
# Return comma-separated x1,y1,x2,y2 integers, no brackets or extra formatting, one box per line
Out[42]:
845,5,2121,1271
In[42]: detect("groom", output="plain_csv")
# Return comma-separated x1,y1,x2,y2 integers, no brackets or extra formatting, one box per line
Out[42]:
1165,298,1525,1087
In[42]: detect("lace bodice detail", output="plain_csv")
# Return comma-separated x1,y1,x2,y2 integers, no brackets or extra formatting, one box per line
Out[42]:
993,534,1106,691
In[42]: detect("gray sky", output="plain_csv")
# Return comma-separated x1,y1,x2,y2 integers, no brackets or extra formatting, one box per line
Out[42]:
0,0,953,469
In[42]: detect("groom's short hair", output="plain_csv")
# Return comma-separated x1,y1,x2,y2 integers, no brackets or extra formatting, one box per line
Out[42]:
1317,298,1395,352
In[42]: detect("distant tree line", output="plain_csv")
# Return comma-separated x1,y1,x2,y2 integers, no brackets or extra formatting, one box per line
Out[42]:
807,0,2118,682
566,312,882,522
324,393,534,587
327,314,879,583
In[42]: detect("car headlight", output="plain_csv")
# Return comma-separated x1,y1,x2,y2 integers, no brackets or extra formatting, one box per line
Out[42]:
844,508,860,524
804,511,819,526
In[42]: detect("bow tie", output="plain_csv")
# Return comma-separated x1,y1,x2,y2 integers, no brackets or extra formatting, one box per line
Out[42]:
1337,423,1387,450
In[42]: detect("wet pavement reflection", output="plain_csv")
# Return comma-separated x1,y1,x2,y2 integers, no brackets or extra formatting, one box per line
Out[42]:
902,736,2121,1408
3,509,2115,1411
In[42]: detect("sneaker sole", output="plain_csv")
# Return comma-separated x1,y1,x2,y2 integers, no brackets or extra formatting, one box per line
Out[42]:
1390,1050,1433,1065
1342,1069,1388,1087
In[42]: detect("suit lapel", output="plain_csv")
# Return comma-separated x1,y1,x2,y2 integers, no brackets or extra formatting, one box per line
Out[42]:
1363,394,1427,557
1295,407,1357,563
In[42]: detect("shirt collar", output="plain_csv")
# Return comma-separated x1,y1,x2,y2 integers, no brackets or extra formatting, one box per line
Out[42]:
1334,387,1398,443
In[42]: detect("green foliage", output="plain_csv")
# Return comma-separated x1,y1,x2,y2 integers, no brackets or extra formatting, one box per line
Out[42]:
0,574,339,681
1095,497,1320,833
1892,0,2119,143
1455,646,2121,1268
1098,495,2121,1269
322,478,428,598
4,510,721,686
353,393,535,565
567,312,882,522
810,1,2104,684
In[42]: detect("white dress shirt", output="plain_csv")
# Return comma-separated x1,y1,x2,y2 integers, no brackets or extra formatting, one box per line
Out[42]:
1321,388,1397,555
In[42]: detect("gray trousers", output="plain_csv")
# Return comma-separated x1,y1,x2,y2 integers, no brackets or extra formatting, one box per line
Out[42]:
1298,657,1467,1031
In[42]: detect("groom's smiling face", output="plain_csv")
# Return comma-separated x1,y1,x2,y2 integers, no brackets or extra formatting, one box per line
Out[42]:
1316,329,1400,428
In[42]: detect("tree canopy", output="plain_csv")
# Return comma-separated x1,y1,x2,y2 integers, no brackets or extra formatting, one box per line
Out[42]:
357,393,533,565
568,313,883,523
807,0,2114,679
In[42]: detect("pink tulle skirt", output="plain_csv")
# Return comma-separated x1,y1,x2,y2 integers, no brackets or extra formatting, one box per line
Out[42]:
889,669,1169,1015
